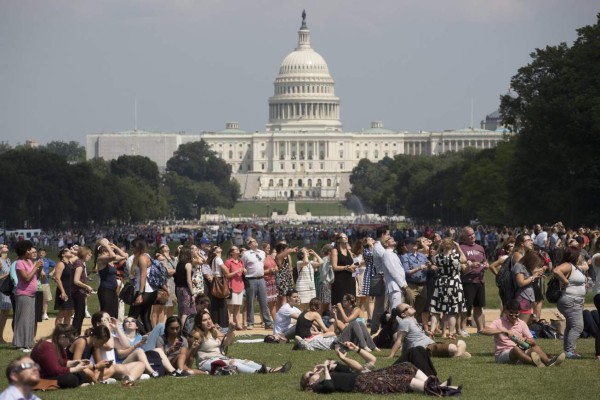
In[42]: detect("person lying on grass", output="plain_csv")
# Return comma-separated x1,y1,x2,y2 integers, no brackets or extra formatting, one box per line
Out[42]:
480,299,565,367
300,340,461,396
190,310,291,374
387,303,470,359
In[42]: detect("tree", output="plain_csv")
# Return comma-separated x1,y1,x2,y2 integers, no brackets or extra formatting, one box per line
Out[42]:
43,141,86,163
111,155,161,189
0,141,11,155
166,140,240,211
500,13,600,225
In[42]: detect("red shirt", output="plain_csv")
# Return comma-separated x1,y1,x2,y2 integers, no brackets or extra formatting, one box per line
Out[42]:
31,340,70,378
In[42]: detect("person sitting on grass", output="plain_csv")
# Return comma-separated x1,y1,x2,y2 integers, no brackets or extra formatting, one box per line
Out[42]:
115,316,178,377
155,316,198,377
294,298,338,351
331,293,379,352
273,289,302,342
90,311,159,379
69,325,145,384
192,310,292,374
300,340,461,396
388,303,471,359
31,324,93,388
480,299,565,367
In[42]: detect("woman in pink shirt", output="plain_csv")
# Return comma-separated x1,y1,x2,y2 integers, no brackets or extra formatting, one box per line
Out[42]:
12,240,41,351
223,246,246,330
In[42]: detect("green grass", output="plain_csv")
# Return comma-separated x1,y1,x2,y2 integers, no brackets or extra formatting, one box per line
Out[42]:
3,246,599,398
0,333,597,399
217,201,352,218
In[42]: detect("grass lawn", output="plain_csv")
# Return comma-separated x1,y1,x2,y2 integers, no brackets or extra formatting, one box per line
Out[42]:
0,333,597,399
2,244,599,399
217,201,352,217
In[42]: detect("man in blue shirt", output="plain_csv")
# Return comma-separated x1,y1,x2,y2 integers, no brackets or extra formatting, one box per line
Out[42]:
400,237,430,329
38,248,56,321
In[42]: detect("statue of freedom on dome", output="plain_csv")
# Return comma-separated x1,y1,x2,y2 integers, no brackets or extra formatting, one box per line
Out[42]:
302,9,306,23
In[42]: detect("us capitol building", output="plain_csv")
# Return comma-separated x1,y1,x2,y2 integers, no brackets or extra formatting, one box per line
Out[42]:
87,13,507,200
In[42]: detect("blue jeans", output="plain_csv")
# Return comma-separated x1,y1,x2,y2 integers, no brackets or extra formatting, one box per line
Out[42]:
245,278,272,327
557,294,584,353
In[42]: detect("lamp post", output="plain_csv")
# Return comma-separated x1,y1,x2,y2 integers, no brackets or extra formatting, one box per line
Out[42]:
338,203,341,220
266,204,270,220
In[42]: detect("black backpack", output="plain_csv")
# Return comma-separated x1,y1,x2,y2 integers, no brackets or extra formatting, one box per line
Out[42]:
495,255,515,305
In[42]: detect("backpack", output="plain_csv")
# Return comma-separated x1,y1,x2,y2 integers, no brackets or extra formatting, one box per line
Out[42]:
495,255,515,305
147,257,168,289
321,258,334,284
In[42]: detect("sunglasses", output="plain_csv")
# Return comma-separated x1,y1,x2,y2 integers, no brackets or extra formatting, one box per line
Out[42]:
124,319,137,323
11,362,40,373
508,313,520,317
399,307,410,313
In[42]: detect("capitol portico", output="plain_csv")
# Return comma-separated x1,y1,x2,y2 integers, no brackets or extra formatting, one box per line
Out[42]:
87,13,508,200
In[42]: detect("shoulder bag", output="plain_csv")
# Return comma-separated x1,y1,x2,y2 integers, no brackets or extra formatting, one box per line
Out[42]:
211,259,230,299
369,264,385,297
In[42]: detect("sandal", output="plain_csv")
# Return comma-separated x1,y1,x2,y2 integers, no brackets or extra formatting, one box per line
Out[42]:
447,333,457,341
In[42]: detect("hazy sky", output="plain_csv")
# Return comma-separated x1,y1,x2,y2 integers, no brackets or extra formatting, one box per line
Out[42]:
1,0,597,145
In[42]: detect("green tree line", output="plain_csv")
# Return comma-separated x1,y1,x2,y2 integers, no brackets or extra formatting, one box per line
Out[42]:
349,14,600,227
0,140,239,228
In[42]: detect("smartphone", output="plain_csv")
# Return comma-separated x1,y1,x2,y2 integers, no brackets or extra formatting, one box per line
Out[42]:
106,360,114,366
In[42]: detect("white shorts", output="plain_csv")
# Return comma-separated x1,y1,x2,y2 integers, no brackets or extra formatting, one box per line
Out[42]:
228,291,244,306
496,349,513,364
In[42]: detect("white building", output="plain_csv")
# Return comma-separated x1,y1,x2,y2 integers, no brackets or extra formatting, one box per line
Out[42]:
87,14,507,200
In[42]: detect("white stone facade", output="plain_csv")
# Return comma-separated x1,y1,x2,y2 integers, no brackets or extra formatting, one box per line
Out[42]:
86,15,508,200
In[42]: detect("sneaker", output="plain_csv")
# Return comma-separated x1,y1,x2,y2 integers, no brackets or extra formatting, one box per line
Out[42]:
246,325,254,330
566,351,583,359
101,378,118,384
530,352,545,367
151,371,160,378
20,348,32,353
42,313,49,320
294,336,307,350
170,369,188,378
85,311,91,318
459,329,470,337
279,361,292,373
458,351,472,359
546,353,566,367
140,373,150,380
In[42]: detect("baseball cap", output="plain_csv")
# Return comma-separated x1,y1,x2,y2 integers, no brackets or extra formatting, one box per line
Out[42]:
199,237,210,244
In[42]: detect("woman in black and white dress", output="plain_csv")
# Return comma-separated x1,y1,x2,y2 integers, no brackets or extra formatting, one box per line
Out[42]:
429,237,467,339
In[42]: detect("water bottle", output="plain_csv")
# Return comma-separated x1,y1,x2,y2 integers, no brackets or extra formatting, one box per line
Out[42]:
510,335,530,350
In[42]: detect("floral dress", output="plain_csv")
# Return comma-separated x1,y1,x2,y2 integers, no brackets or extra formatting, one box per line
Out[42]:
191,265,204,296
429,252,466,315
275,256,293,297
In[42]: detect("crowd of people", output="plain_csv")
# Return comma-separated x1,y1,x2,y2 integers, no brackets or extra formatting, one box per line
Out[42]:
1,220,599,397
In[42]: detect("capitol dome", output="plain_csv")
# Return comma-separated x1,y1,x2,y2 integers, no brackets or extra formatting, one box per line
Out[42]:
266,13,342,132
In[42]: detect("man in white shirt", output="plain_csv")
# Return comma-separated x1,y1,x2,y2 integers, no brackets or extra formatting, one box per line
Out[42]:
273,290,301,341
370,226,390,334
381,237,407,311
1,356,41,400
241,238,273,329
